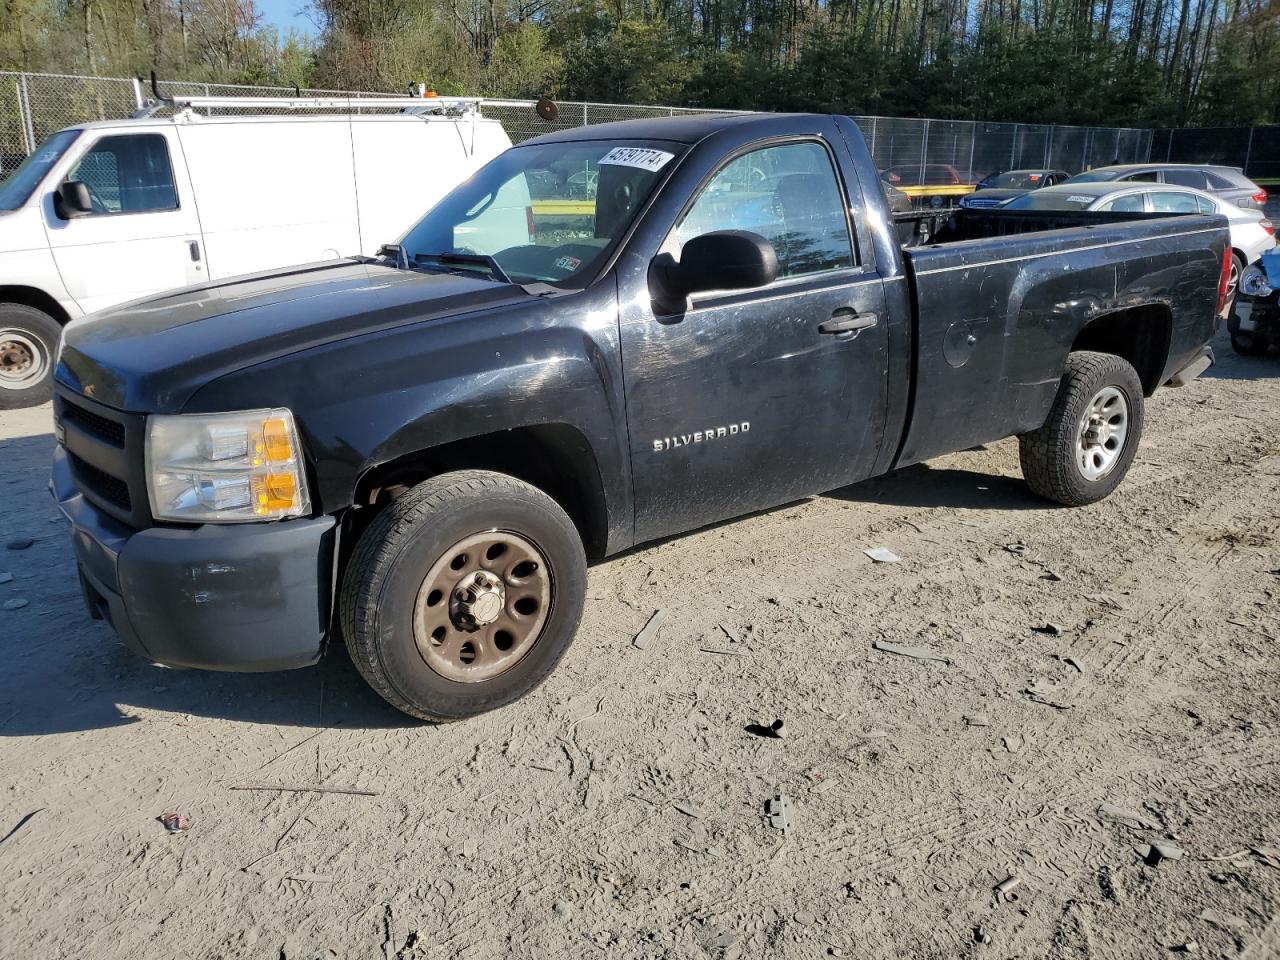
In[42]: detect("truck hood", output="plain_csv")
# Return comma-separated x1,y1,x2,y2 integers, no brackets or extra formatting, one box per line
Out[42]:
57,259,534,412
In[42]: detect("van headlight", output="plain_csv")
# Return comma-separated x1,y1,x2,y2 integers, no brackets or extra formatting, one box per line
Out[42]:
146,409,311,522
1240,263,1273,298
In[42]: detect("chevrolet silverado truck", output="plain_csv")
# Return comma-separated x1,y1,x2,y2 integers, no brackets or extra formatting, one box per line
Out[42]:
51,113,1230,721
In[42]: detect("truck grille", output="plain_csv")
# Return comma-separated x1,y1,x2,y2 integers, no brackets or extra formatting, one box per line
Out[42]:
68,451,133,511
54,390,150,528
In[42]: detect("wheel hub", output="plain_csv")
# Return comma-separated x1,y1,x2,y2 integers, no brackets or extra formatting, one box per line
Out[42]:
411,530,553,683
0,330,46,389
452,571,505,629
1076,385,1129,482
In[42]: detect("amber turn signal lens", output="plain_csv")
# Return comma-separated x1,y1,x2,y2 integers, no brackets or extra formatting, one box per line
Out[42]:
252,472,297,513
262,418,293,462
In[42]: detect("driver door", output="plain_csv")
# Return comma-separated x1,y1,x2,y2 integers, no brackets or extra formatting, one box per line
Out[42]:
619,136,891,543
44,131,204,314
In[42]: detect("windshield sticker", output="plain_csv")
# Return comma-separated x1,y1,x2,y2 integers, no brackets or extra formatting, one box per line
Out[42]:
555,255,582,272
599,147,675,172
1028,174,1041,181
1068,195,1094,204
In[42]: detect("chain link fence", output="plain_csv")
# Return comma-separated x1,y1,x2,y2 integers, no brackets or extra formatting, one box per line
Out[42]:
4,69,1153,191
1150,126,1280,184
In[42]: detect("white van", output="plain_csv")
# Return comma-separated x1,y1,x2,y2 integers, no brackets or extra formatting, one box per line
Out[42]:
0,99,513,408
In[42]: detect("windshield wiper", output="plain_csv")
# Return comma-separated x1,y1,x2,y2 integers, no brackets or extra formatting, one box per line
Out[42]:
411,251,513,284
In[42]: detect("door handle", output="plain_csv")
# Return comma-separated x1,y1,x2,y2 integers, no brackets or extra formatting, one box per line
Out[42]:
188,240,201,262
818,310,878,335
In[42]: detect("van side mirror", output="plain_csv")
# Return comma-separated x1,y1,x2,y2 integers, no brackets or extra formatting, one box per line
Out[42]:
56,181,93,219
650,230,779,315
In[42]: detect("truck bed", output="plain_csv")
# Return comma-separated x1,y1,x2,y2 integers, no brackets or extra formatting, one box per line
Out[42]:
893,209,1227,467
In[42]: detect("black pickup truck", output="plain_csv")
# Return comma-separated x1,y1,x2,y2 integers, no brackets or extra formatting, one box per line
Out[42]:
51,112,1229,720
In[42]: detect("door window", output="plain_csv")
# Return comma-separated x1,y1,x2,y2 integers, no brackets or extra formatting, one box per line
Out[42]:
1195,195,1217,213
675,141,855,279
1100,193,1146,212
1162,169,1208,189
1150,191,1199,213
66,134,177,214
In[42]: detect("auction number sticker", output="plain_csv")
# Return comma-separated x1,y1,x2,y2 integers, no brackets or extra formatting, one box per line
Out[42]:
599,147,675,172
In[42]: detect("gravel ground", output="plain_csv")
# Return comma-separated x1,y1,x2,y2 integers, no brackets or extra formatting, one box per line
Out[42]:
1,327,1278,960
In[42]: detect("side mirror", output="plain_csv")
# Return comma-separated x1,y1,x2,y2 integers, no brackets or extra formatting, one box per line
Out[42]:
56,181,93,219
651,230,778,314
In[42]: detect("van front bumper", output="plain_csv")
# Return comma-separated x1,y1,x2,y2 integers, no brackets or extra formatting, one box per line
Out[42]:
51,446,336,672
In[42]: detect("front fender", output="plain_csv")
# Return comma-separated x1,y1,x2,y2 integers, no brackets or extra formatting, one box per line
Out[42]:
185,282,634,553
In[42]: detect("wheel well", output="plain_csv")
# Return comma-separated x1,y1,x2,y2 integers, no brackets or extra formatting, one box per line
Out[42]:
350,424,610,561
0,286,72,325
1070,305,1172,396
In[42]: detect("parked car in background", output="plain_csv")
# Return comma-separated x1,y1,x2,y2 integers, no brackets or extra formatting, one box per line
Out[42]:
881,163,972,186
1065,163,1268,210
961,168,1071,208
0,96,515,409
1004,182,1275,308
1229,249,1280,355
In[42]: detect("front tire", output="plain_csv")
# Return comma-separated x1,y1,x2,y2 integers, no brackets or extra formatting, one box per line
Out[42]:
1019,351,1145,506
0,303,60,410
340,470,587,721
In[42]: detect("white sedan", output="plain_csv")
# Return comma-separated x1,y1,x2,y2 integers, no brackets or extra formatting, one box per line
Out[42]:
1004,182,1276,301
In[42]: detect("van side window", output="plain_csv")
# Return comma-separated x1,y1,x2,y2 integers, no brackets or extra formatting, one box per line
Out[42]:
675,141,855,279
66,135,177,215
1118,171,1158,183
1163,169,1207,189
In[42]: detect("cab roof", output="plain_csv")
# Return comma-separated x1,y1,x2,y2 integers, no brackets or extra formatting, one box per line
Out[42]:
521,111,800,146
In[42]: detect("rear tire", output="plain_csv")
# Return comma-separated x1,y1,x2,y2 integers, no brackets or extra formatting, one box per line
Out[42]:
0,303,59,410
1229,329,1270,356
1019,351,1145,507
340,469,587,722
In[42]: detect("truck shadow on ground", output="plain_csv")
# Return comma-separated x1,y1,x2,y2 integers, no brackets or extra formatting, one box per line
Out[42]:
825,460,1048,510
0,433,415,736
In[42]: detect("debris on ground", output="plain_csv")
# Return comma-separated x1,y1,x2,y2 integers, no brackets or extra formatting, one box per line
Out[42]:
871,639,952,666
5,538,34,551
1031,622,1064,636
3,598,28,611
1083,592,1123,609
1023,680,1073,709
1136,840,1184,866
1061,655,1086,673
632,609,666,650
159,812,190,833
672,801,702,819
963,714,990,727
1001,734,1023,753
768,718,787,739
974,925,992,945
765,794,793,831
1003,542,1028,556
863,547,901,564
994,874,1022,903
1170,940,1198,953
1097,801,1160,831
1251,846,1280,869
1196,908,1247,933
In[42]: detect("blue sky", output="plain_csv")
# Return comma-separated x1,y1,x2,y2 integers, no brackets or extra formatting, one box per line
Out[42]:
256,0,317,36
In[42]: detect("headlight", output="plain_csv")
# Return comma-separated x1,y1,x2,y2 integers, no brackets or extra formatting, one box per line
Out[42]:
146,409,311,523
1240,263,1273,298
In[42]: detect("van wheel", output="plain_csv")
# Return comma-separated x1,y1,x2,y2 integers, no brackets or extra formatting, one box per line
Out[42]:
1019,351,1145,506
0,304,59,410
340,470,587,721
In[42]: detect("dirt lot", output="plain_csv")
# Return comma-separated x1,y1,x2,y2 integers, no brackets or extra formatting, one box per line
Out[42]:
1,328,1278,960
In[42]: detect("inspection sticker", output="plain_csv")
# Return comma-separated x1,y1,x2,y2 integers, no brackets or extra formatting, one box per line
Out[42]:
599,147,675,172
1068,195,1095,204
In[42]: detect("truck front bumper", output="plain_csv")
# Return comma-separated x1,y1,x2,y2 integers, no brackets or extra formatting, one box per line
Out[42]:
51,446,337,672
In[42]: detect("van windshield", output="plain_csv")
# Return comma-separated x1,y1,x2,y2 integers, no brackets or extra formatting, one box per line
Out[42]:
0,130,81,212
400,139,684,286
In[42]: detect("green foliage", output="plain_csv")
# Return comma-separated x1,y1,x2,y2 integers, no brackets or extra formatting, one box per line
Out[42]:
2,0,1277,125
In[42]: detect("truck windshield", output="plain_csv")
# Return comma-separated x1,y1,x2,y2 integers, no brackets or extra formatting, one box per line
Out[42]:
400,139,684,286
0,129,81,212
